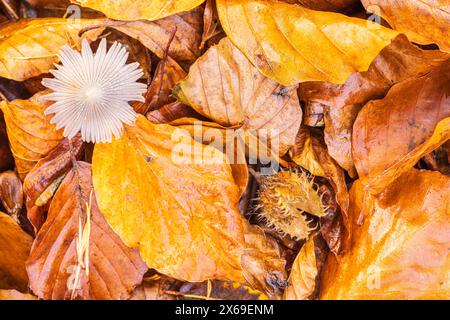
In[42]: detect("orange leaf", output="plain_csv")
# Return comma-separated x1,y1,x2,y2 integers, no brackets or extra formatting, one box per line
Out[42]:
320,169,450,299
0,212,32,291
0,91,64,180
353,59,450,194
26,162,147,300
0,18,104,81
175,37,302,157
92,116,286,294
362,0,450,52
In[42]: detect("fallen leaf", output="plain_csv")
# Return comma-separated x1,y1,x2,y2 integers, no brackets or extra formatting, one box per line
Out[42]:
323,104,361,178
0,91,64,179
26,161,147,300
23,135,84,230
217,0,399,85
131,275,179,300
0,18,104,81
0,289,36,300
71,0,205,21
362,0,450,52
284,234,321,300
352,59,450,194
134,56,186,115
298,35,449,108
94,6,203,64
0,170,23,219
0,211,32,291
320,169,450,299
92,116,285,294
175,37,302,156
303,101,325,127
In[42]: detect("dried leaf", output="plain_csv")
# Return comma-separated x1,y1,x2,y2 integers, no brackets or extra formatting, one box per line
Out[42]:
135,57,186,115
175,37,302,156
217,0,399,85
23,135,83,230
284,234,319,300
299,35,450,108
0,170,23,219
98,7,203,64
0,212,32,291
353,59,450,194
320,169,450,299
0,18,104,81
292,0,358,12
0,91,64,180
71,0,205,21
26,162,147,300
362,0,450,52
290,127,349,223
323,104,361,178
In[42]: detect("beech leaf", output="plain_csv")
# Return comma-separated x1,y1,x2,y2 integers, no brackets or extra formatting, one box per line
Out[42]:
26,162,147,300
217,0,399,85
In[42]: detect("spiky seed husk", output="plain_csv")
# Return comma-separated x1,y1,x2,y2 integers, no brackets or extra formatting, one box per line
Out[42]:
256,170,328,241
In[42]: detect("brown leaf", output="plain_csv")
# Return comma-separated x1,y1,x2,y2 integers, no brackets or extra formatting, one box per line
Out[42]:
23,135,84,230
0,91,64,180
323,104,361,178
0,18,104,81
0,211,32,291
175,37,302,156
362,0,450,51
26,161,147,300
146,101,203,124
0,170,23,219
131,275,179,300
352,59,450,194
101,7,203,64
299,35,450,108
303,101,325,127
134,56,186,115
320,169,450,299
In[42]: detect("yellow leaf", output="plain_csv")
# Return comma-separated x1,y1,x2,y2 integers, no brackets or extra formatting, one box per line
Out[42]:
0,18,104,81
71,0,206,21
217,0,399,85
